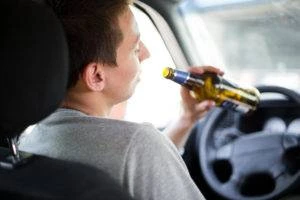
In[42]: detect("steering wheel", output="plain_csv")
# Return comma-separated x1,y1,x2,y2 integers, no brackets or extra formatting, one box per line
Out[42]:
197,86,300,200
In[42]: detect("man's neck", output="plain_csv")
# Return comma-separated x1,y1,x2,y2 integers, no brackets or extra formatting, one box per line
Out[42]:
61,90,111,117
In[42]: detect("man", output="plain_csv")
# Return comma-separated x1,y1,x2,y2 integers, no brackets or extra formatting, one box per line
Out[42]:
20,0,223,199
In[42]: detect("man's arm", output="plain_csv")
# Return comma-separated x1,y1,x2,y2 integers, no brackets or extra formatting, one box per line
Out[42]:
163,97,215,149
164,66,224,149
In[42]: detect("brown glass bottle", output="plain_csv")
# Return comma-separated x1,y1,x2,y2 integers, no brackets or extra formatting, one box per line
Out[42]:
162,67,260,114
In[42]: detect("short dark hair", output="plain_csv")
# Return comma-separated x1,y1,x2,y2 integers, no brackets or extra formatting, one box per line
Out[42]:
48,0,134,88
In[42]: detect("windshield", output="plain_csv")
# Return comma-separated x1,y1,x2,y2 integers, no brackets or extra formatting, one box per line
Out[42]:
180,0,300,92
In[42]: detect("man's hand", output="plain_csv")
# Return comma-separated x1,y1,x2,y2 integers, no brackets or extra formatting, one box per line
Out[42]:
180,66,224,123
164,66,224,149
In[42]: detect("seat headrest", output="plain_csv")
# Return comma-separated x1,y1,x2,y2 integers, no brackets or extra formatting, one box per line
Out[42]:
0,0,68,137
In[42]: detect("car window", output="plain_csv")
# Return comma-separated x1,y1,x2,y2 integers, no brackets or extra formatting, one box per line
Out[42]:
111,7,181,128
179,0,300,92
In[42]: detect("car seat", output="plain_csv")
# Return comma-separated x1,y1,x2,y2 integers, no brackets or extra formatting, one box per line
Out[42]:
0,0,132,199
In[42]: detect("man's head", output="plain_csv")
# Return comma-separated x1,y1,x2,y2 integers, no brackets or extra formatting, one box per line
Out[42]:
49,0,150,115
49,0,137,88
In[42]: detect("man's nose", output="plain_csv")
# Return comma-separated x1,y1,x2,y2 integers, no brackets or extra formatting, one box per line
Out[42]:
139,41,151,61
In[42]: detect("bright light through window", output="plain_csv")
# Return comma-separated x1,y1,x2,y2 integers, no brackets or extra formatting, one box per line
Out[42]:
122,7,181,128
180,0,300,92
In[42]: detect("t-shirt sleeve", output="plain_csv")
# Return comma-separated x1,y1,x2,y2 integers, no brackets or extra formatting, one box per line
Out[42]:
122,123,205,200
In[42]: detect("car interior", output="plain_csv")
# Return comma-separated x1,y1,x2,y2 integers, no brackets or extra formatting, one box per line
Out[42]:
133,1,300,199
2,0,300,200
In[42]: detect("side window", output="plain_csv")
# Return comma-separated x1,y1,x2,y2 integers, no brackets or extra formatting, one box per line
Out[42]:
111,7,181,128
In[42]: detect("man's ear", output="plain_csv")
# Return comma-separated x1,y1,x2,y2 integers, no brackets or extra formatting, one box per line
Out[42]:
81,62,105,91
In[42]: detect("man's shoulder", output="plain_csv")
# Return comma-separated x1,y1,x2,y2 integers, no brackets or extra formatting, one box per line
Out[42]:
31,108,160,142
44,108,152,130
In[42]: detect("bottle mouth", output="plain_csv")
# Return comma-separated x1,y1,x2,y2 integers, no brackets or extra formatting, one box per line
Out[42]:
162,67,173,78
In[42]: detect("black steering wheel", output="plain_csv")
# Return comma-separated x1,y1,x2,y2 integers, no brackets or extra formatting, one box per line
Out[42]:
196,86,300,200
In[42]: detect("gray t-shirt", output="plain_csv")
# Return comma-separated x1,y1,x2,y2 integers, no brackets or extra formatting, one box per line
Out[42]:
19,108,205,200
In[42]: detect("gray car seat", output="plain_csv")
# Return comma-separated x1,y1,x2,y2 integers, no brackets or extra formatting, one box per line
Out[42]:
0,0,132,199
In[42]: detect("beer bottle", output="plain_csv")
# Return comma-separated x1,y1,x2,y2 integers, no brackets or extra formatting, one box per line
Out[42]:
162,67,260,114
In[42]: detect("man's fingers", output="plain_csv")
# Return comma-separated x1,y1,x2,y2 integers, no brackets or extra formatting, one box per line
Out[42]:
195,100,215,113
187,66,224,76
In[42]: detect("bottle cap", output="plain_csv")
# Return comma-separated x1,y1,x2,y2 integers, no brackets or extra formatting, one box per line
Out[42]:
162,67,173,79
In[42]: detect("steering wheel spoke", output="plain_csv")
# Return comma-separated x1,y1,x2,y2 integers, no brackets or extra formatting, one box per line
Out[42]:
215,142,233,160
214,127,242,148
